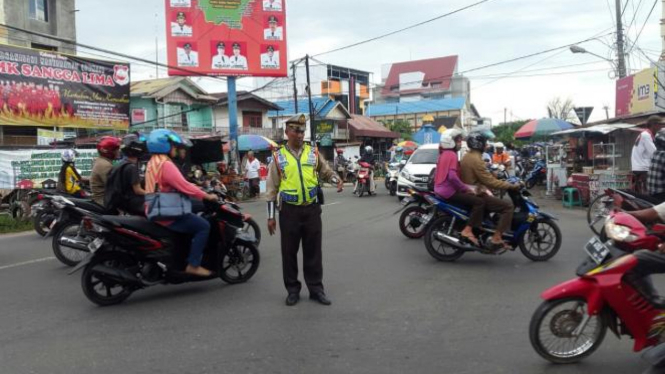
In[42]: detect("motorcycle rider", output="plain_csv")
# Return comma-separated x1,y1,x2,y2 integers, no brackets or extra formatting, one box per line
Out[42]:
647,129,665,202
434,129,484,246
104,134,147,216
90,136,121,206
145,129,218,277
335,149,347,182
492,142,511,169
460,133,522,251
355,145,376,195
625,202,665,303
57,149,87,197
390,146,404,164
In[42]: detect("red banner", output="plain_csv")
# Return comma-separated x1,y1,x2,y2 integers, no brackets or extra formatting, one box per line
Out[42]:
165,0,288,78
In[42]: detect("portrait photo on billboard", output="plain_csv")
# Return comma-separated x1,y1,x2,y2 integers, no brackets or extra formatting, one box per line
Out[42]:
263,0,283,11
170,0,191,7
210,41,231,70
171,10,193,37
228,42,248,70
177,42,199,67
264,14,283,41
260,45,280,70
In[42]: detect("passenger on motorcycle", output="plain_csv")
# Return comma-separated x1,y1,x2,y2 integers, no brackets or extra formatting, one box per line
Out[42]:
57,149,87,198
647,129,665,202
335,149,347,182
433,129,484,246
90,136,121,206
390,146,404,164
355,145,376,194
105,134,147,216
145,129,218,277
460,133,522,251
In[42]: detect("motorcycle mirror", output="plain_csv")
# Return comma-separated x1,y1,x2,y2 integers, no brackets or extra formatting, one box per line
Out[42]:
400,160,407,165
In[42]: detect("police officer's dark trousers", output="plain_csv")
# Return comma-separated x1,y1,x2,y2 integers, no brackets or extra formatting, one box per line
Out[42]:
279,203,323,294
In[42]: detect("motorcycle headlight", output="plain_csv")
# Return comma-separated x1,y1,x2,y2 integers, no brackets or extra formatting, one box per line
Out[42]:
400,170,412,181
604,220,637,242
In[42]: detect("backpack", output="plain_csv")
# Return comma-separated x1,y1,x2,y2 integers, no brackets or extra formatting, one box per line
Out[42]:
104,162,132,213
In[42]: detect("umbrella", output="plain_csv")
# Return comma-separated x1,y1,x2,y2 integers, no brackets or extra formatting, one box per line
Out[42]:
515,118,574,139
237,134,278,151
397,140,419,149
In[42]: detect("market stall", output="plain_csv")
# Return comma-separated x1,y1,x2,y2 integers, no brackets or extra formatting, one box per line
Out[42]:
550,123,640,204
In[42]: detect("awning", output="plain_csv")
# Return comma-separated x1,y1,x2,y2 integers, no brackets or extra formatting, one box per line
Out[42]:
550,123,638,137
348,115,399,139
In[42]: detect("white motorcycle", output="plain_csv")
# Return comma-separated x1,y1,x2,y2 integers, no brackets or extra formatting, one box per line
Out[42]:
384,161,403,196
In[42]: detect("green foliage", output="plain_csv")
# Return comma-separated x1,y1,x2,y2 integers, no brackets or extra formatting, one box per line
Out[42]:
381,120,413,140
492,120,529,146
0,215,33,234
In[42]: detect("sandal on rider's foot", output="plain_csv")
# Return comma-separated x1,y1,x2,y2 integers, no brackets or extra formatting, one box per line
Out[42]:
185,265,212,277
460,233,479,246
488,241,509,252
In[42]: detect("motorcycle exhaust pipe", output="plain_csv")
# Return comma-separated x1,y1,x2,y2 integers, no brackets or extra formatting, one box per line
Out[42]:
91,265,142,286
434,231,475,250
59,237,91,251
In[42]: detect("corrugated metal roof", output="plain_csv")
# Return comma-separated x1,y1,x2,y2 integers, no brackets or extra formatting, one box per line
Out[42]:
368,98,466,117
382,56,458,96
131,77,185,96
348,115,399,139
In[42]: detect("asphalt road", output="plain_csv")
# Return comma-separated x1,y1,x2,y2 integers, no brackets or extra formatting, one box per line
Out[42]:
0,187,653,373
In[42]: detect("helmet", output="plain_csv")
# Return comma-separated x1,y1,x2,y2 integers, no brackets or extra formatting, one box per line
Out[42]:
466,133,488,151
121,134,146,158
395,146,403,152
494,142,505,149
365,145,373,153
439,129,464,150
61,149,77,163
656,129,665,151
146,129,192,154
97,136,121,159
336,148,344,154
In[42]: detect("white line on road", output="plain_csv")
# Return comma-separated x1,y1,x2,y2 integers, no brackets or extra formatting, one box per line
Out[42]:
0,256,55,271
323,202,341,207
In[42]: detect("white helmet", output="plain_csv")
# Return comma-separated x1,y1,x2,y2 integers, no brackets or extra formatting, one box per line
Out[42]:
365,145,373,153
61,149,77,162
439,129,463,150
494,142,505,149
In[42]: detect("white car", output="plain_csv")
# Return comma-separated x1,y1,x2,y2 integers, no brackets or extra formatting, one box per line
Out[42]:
396,143,440,198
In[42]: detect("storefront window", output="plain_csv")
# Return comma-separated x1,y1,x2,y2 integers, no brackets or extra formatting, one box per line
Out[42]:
29,0,49,22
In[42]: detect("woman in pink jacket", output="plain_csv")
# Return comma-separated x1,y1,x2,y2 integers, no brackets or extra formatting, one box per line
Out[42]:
433,130,485,246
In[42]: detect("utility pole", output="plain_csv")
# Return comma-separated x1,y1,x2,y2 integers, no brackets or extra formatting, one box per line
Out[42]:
292,62,298,113
603,105,610,119
661,0,665,61
503,107,507,126
305,55,316,143
616,0,627,78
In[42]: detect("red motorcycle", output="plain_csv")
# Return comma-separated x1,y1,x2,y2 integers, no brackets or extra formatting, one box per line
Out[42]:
354,161,373,197
530,206,665,363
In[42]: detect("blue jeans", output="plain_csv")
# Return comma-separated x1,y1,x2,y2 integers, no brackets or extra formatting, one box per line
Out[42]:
167,213,210,267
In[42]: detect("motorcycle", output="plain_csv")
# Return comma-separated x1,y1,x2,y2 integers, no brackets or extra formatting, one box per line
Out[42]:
529,208,665,364
489,163,511,199
587,188,659,236
354,161,374,197
29,190,62,237
384,161,403,197
345,156,359,184
524,159,546,189
423,181,561,262
395,186,438,239
69,195,260,306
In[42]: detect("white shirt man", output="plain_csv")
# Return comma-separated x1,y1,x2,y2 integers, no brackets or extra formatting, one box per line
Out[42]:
229,45,248,70
171,22,192,37
177,46,198,67
264,26,283,40
245,158,261,179
632,128,657,172
211,43,230,69
261,49,279,69
262,0,282,11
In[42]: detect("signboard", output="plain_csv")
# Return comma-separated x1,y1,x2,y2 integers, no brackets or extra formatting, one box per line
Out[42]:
131,108,146,124
37,128,64,146
574,107,593,125
0,149,98,189
0,44,130,130
316,121,333,134
165,0,288,77
615,67,658,117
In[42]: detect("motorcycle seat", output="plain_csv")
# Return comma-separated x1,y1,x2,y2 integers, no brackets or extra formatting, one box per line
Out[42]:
69,198,107,214
101,215,176,238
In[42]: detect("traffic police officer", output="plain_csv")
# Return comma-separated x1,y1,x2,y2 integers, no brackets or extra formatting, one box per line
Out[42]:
266,114,343,306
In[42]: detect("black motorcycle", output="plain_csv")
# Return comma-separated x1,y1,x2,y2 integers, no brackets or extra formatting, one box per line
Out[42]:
395,186,438,239
69,196,260,306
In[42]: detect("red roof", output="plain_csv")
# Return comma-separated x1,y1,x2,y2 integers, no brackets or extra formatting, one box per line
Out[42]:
348,115,399,139
382,56,458,96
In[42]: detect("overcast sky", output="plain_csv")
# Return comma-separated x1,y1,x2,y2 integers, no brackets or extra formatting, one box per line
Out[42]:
75,0,663,125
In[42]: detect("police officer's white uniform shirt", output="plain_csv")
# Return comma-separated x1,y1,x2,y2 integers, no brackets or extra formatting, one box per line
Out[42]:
171,22,193,37
261,52,280,69
211,54,230,69
264,27,283,40
229,54,248,70
262,0,282,11
177,49,198,67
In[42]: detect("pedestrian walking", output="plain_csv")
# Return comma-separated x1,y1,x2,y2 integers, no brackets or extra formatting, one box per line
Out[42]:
648,129,665,202
632,115,661,194
266,114,343,306
244,151,261,198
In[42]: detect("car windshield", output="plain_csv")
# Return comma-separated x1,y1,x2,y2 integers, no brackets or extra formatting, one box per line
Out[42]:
409,149,439,164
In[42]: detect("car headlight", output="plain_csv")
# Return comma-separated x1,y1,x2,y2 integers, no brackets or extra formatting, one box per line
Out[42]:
400,170,412,181
604,220,637,242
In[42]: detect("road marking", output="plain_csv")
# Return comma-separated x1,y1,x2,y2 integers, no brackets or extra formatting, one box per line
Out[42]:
0,256,55,271
323,202,341,207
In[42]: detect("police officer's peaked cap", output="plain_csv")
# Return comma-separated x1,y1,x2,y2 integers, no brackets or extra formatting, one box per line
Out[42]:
267,45,275,51
268,15,278,23
285,114,307,129
217,42,225,48
183,42,192,48
177,11,186,17
232,42,241,49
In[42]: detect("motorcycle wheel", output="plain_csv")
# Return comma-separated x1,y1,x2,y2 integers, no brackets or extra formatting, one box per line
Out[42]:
52,221,92,267
220,241,260,284
518,219,561,261
241,218,261,246
358,183,365,198
525,179,537,189
385,178,390,189
424,215,465,262
33,211,54,237
529,297,607,364
587,193,612,236
81,252,135,306
399,206,428,239
390,181,397,196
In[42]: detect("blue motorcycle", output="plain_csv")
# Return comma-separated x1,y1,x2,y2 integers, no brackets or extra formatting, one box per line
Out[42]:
524,159,547,189
423,181,561,262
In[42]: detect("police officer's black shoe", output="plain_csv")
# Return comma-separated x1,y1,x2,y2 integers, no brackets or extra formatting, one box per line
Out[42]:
285,293,300,306
309,292,332,305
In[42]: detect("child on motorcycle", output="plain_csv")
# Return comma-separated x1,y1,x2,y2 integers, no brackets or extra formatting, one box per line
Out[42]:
433,130,484,246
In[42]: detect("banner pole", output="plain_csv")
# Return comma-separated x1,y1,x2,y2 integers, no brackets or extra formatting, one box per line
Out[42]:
228,76,239,173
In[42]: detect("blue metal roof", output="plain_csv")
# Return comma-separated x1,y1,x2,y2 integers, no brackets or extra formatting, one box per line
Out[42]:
367,98,466,117
268,97,331,117
317,100,337,117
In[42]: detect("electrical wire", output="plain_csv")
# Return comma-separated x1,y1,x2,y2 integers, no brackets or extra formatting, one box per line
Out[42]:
627,0,658,53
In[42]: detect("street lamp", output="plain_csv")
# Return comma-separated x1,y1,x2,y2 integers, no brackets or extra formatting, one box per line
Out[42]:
569,45,618,78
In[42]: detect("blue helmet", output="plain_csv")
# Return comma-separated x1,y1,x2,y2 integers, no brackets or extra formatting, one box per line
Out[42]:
395,146,403,152
146,129,192,154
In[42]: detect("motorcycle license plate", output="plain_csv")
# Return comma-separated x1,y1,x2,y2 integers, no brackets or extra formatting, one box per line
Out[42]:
88,238,104,252
584,237,610,264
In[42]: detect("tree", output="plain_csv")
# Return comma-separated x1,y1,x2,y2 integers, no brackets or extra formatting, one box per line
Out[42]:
546,97,578,122
381,119,413,140
491,120,528,146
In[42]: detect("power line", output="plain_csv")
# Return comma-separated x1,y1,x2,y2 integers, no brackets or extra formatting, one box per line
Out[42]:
312,0,497,57
627,0,658,53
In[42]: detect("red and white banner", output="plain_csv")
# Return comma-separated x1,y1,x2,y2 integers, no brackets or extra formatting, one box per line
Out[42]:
165,0,288,78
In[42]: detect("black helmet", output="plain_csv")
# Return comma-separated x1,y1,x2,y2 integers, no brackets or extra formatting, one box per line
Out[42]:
121,133,146,157
656,129,665,151
466,132,487,151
